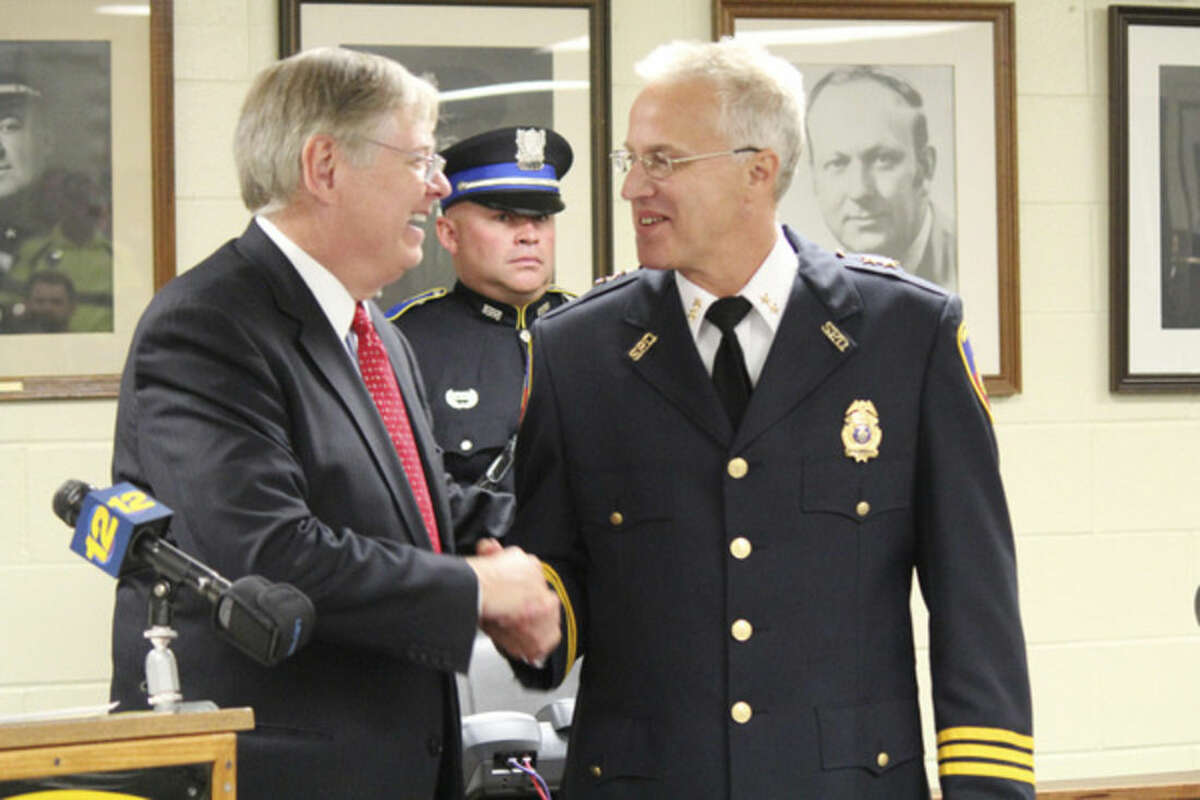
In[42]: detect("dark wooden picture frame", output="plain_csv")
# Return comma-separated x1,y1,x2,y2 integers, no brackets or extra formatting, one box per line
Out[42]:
0,0,175,401
279,0,612,307
714,0,1020,396
1110,5,1200,392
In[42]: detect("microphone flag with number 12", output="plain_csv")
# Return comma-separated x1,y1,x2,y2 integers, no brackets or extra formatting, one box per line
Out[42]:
69,482,173,577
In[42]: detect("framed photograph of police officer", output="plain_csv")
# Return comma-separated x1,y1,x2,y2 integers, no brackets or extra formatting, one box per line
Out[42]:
0,0,175,400
1110,5,1200,392
715,0,1020,397
280,0,611,312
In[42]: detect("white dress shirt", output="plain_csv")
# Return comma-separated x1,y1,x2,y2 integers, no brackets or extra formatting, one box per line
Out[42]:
675,225,797,386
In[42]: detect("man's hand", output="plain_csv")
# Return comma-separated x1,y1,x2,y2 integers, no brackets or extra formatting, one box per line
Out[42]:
466,539,561,663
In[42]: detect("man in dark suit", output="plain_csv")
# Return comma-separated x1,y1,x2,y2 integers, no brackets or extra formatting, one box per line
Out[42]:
504,39,1034,798
109,47,559,800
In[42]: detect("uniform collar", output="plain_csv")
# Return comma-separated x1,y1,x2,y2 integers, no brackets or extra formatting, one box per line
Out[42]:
452,280,565,327
674,224,796,340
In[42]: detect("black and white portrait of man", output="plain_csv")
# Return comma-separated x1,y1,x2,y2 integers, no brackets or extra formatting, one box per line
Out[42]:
790,63,958,291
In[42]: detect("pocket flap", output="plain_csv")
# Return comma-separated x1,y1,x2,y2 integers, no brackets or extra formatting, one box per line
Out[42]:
817,697,923,775
802,457,912,521
576,714,660,782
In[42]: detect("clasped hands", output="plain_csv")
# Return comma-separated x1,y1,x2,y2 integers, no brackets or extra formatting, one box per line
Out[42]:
466,538,560,665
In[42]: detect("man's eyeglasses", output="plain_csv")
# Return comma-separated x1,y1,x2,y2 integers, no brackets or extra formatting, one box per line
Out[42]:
609,147,762,180
361,137,447,183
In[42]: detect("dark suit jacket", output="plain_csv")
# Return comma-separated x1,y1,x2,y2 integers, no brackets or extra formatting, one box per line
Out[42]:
110,221,510,800
507,228,1034,799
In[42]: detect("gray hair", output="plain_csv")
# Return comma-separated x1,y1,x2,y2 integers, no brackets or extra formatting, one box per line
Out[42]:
234,46,439,213
634,38,806,201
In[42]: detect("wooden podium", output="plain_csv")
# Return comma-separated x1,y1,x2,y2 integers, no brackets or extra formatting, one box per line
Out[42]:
0,707,253,799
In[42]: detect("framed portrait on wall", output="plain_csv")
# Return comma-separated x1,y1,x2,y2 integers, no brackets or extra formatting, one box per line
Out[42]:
1110,5,1200,391
279,0,612,312
0,0,175,401
714,0,1020,396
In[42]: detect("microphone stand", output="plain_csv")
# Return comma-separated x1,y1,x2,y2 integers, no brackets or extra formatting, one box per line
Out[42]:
142,576,216,713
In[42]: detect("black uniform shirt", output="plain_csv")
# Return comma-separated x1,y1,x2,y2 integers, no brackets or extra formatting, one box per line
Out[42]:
389,280,574,494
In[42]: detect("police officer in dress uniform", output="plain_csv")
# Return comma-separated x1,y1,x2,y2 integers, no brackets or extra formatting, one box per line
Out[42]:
0,47,113,333
500,40,1034,799
0,61,48,325
390,126,575,495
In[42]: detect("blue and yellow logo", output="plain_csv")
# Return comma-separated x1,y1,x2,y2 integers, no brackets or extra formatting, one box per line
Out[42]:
68,484,171,577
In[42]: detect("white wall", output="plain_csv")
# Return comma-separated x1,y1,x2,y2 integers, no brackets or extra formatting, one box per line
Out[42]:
1,0,1198,786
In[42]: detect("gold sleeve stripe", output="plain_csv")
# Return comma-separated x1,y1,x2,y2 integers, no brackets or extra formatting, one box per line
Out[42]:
541,562,578,677
938,726,1034,750
939,761,1035,785
938,743,1035,768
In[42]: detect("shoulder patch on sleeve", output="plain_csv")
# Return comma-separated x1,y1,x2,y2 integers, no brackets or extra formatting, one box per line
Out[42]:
956,321,993,424
386,287,449,320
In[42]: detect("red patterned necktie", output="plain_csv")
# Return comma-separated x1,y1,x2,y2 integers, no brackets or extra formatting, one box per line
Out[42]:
351,303,441,552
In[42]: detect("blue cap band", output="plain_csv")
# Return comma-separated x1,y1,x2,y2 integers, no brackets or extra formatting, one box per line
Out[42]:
444,162,560,206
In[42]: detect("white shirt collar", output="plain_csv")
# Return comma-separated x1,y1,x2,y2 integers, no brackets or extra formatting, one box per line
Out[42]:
255,214,358,342
674,225,796,339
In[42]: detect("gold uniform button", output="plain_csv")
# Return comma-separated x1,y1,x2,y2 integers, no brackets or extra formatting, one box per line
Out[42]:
609,511,624,527
856,500,870,517
727,457,748,479
729,537,752,559
876,751,889,768
589,764,602,777
730,701,753,724
731,619,753,641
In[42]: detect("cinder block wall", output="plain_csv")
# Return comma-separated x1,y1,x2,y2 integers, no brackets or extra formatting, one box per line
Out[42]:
1,0,1197,785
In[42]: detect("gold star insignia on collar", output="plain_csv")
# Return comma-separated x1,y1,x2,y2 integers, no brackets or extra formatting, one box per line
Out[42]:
760,293,780,314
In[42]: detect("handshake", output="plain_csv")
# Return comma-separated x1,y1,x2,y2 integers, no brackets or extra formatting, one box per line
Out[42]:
466,538,561,665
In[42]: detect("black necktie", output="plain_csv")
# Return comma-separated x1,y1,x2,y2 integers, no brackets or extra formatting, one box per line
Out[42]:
706,296,753,427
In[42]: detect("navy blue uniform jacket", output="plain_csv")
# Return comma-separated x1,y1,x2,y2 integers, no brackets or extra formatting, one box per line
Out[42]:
507,228,1034,799
110,222,511,800
390,281,573,495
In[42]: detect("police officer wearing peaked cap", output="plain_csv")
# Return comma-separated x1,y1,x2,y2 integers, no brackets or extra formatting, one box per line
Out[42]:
390,126,576,500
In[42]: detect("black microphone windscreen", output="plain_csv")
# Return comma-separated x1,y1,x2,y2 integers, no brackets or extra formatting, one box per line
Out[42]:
52,479,93,527
215,575,315,666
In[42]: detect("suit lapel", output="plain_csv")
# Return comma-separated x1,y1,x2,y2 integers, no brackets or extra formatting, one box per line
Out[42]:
622,270,733,445
235,222,436,551
735,226,864,449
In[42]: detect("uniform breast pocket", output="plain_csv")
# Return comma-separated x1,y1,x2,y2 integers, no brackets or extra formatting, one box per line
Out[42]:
577,469,673,536
801,456,913,523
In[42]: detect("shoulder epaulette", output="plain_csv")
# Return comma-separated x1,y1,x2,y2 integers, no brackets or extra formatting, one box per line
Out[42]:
541,270,642,321
837,251,947,295
546,284,578,299
386,287,449,321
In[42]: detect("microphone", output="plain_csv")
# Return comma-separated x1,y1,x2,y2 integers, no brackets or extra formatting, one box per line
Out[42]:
53,479,315,666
